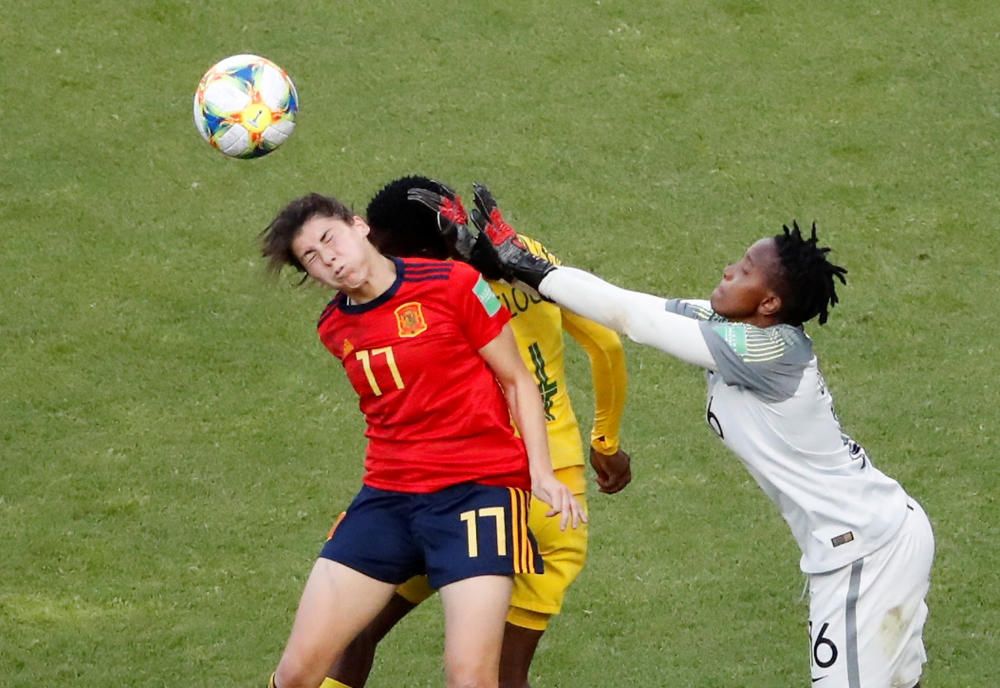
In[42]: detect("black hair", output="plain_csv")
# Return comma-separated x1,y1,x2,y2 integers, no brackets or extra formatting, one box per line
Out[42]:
773,221,848,326
260,193,353,274
365,175,454,260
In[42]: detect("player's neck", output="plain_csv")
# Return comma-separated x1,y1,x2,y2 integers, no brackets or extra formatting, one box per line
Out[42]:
740,313,781,329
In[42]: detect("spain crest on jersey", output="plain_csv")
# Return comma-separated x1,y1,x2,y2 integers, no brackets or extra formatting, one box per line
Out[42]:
395,301,427,337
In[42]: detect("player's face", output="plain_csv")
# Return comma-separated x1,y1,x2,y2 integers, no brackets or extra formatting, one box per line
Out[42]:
293,214,373,290
710,238,782,323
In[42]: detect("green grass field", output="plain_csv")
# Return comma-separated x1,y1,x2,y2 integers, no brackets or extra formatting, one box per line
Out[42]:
2,1,997,686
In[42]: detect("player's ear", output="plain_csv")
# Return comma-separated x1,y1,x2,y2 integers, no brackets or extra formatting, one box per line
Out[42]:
352,215,371,237
759,292,782,318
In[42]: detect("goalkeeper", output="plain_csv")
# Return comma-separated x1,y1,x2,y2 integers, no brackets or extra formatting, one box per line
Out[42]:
452,185,934,688
322,176,632,688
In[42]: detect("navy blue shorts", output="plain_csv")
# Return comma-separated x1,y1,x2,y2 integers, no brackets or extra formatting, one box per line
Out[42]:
320,482,543,590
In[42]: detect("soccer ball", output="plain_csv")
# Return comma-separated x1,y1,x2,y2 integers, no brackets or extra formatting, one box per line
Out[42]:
193,54,298,159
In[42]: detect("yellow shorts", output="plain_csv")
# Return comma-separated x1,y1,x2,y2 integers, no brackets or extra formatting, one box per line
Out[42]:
395,466,588,631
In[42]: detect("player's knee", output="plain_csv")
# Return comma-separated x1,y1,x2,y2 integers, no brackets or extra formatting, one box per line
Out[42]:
274,661,320,688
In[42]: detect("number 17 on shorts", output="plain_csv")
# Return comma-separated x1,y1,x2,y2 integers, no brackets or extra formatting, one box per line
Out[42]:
418,483,545,590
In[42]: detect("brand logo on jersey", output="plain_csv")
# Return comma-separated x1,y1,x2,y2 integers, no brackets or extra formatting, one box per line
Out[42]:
830,531,854,547
342,339,355,357
843,435,870,468
473,276,502,317
711,323,748,355
528,342,557,421
394,302,427,337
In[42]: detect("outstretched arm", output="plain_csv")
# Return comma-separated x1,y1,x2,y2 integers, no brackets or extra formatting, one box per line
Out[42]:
541,267,717,370
459,183,716,370
412,182,717,371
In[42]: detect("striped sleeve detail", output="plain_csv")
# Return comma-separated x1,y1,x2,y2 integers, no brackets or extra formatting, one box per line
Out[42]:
709,323,790,363
664,298,717,321
406,274,451,282
403,260,452,282
743,327,789,362
685,302,716,321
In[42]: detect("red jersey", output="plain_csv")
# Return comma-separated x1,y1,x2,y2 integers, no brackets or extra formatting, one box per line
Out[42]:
317,257,530,493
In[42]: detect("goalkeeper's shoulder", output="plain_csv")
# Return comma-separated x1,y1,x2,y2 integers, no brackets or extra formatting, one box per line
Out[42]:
665,298,718,321
515,233,562,266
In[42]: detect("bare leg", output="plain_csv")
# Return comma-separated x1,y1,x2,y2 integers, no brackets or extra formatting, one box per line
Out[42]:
274,559,396,688
499,623,544,688
326,593,416,687
439,575,513,688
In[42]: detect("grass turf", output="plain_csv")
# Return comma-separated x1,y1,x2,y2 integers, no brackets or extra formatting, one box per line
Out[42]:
2,1,997,685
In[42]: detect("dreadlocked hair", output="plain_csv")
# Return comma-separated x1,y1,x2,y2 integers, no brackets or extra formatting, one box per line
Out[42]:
773,221,848,326
366,175,454,260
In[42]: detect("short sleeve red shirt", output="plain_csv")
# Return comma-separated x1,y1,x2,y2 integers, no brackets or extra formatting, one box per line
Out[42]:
317,257,530,493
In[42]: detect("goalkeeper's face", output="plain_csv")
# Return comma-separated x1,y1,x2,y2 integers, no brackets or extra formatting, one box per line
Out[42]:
292,213,377,291
710,238,783,325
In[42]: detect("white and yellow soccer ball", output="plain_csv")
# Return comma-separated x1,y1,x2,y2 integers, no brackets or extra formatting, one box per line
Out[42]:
193,54,298,159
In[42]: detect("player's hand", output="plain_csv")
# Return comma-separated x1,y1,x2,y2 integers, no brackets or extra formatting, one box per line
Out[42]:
470,182,557,292
406,183,476,258
470,182,526,249
590,447,632,494
407,184,505,279
531,472,588,531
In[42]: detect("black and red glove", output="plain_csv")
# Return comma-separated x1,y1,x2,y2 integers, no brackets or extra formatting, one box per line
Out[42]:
470,182,557,292
407,184,505,280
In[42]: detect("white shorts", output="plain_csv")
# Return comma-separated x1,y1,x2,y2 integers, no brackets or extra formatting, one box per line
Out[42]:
807,499,934,688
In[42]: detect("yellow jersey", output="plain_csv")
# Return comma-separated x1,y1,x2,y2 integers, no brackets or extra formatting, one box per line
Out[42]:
488,235,627,490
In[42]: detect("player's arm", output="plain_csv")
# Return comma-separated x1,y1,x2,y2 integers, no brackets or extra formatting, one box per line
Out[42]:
415,184,715,369
561,308,627,454
458,183,715,370
541,267,717,370
478,325,587,530
506,257,716,370
561,308,633,493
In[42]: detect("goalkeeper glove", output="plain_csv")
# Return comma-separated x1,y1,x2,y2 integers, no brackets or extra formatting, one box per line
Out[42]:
407,184,506,280
470,182,557,292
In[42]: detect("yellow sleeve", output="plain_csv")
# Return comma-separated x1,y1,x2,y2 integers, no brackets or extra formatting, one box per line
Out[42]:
561,295,628,455
516,233,628,455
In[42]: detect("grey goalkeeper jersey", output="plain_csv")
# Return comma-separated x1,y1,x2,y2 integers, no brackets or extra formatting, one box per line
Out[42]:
666,299,909,574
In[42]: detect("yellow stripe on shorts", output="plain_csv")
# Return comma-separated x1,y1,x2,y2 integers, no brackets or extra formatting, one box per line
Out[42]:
325,511,346,541
508,487,537,574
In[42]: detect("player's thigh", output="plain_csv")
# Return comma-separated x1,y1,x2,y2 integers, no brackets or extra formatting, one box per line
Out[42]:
510,485,588,620
808,503,934,688
415,482,542,590
279,559,397,683
439,575,514,675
